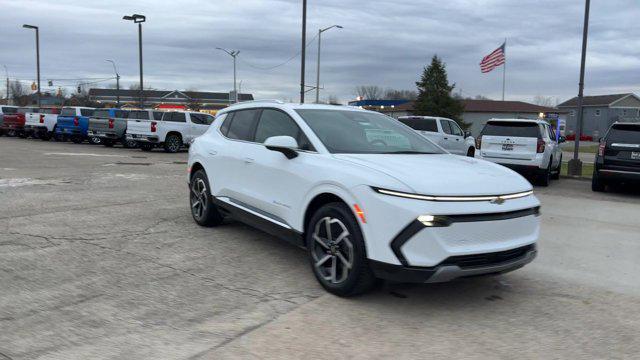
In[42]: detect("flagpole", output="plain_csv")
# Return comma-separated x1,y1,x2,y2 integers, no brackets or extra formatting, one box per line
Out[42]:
502,38,507,101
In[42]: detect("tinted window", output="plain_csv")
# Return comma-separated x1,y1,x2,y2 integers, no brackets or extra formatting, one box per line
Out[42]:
80,109,94,117
1,107,18,114
153,112,164,120
398,118,438,132
448,121,463,136
204,114,215,125
227,110,258,141
167,112,186,123
220,113,232,135
190,113,211,125
115,110,128,118
607,124,640,143
60,108,76,117
40,108,60,115
296,109,444,154
18,108,37,114
93,109,111,118
481,121,541,138
255,109,300,143
441,120,453,135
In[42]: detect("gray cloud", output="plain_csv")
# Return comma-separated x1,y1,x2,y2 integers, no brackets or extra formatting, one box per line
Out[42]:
1,0,638,103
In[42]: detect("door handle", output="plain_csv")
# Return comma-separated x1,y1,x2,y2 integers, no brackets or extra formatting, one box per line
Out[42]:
443,137,449,140
208,150,217,156
243,157,254,164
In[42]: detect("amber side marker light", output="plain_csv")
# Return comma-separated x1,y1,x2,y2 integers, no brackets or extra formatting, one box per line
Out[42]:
353,204,366,223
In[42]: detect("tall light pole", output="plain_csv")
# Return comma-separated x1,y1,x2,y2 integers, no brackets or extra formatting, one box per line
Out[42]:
3,65,8,105
300,0,307,103
315,25,342,103
123,14,146,108
216,48,240,103
568,0,591,176
106,60,120,107
22,24,40,107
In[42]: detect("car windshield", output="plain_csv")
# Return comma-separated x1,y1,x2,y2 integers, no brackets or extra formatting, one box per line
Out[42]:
482,121,540,138
607,124,640,143
2,107,18,114
60,108,76,117
295,109,444,154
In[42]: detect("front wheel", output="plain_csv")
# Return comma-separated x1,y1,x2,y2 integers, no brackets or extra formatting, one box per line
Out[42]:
103,139,114,147
537,161,551,187
71,135,83,144
89,136,102,145
592,170,605,192
189,169,224,227
306,202,377,297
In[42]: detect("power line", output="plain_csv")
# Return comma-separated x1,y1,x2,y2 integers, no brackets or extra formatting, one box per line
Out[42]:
237,32,319,71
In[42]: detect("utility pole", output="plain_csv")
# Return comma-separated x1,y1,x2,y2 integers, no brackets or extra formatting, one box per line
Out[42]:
106,60,121,106
300,0,307,103
216,48,240,103
568,0,591,176
123,14,146,108
22,24,40,107
315,25,342,103
3,65,8,105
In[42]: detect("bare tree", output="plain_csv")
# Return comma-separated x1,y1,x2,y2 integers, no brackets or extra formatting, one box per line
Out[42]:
10,81,28,105
533,95,555,107
384,89,417,100
327,94,341,105
355,85,383,100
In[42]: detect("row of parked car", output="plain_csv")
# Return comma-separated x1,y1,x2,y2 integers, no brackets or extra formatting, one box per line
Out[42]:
0,105,215,153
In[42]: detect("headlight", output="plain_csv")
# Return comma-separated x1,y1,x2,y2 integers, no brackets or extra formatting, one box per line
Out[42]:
372,186,533,203
417,214,451,227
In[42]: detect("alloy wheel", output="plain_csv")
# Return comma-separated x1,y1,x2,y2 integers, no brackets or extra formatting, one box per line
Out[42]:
311,217,354,284
190,178,208,220
167,136,180,152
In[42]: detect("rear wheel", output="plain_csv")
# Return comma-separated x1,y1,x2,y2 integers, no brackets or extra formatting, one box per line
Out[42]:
551,155,562,180
103,139,114,147
164,134,182,153
306,202,377,297
538,161,551,187
40,132,52,141
466,147,475,157
122,136,138,149
71,135,83,144
140,143,154,152
189,169,224,227
592,170,605,192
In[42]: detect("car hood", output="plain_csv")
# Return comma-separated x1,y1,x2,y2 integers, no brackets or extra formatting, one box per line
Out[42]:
334,153,532,196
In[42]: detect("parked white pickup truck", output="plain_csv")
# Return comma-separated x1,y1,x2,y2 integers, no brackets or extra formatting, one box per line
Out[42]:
398,116,476,156
126,111,215,152
24,108,61,140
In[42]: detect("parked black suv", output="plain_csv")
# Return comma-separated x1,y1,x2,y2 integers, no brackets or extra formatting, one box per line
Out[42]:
592,122,640,192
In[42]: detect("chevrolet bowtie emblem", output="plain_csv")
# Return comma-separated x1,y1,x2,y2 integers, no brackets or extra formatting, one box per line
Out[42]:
490,197,506,205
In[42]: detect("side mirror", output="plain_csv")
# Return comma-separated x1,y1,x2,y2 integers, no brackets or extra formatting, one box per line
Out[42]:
264,136,299,159
464,131,472,139
558,136,566,143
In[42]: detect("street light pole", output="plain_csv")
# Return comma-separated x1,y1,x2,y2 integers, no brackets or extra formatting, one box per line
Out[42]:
300,0,307,103
22,24,40,107
123,14,146,108
216,48,240,103
568,0,591,176
106,60,120,107
315,25,342,103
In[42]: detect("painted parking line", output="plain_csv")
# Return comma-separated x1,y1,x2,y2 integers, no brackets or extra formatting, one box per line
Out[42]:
44,152,128,158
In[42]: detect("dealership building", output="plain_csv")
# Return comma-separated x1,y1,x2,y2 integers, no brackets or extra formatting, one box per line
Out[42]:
88,89,254,110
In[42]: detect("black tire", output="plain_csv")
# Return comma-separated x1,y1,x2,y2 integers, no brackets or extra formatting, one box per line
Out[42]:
592,170,605,192
306,202,378,297
88,136,102,145
189,169,224,227
71,135,83,144
140,143,154,152
40,132,52,141
466,147,475,157
538,161,551,187
7,130,16,137
122,136,138,149
103,139,114,147
18,131,27,139
164,133,182,153
551,155,562,180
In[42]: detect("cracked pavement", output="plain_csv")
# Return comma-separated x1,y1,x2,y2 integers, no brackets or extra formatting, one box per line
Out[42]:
1,137,639,359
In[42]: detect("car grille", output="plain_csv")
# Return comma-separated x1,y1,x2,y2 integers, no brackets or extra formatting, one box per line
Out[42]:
439,244,535,268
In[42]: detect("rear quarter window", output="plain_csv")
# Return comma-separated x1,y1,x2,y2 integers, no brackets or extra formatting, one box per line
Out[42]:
607,124,640,143
481,121,541,138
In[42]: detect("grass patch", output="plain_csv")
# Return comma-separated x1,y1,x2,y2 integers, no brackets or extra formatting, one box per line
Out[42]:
560,161,594,179
561,143,599,154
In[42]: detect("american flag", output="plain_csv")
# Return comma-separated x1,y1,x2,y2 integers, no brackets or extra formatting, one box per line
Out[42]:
480,42,506,73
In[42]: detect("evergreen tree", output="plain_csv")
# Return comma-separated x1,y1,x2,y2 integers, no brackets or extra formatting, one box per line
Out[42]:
414,55,467,129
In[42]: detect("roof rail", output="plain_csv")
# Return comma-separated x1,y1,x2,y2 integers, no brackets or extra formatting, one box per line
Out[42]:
227,99,285,107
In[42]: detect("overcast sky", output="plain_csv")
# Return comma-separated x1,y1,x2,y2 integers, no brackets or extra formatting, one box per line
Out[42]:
1,0,638,104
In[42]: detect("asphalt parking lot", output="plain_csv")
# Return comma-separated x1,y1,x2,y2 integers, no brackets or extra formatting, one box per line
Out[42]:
1,137,639,360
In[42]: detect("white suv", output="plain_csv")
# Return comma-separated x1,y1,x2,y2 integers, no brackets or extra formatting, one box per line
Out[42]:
398,116,476,157
475,119,564,186
188,102,540,296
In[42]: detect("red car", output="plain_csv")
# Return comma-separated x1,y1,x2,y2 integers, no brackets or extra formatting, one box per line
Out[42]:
0,107,37,137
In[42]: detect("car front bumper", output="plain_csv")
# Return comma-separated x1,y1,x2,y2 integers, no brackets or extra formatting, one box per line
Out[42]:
370,244,537,283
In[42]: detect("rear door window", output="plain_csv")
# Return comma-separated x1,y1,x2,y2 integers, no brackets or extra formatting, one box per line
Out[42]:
481,121,541,138
153,112,164,120
226,109,259,141
167,112,186,123
398,118,438,132
93,109,111,118
80,109,94,117
607,124,640,143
